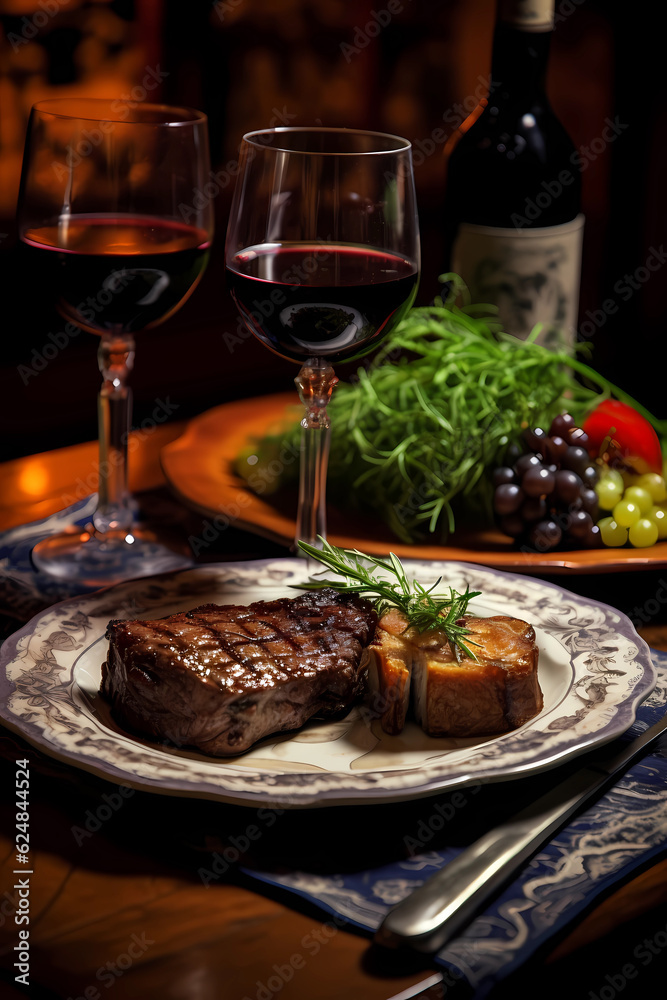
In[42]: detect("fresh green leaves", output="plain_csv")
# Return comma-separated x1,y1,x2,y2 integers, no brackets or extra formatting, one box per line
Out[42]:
319,300,667,543
250,293,666,544
297,538,481,659
321,305,604,543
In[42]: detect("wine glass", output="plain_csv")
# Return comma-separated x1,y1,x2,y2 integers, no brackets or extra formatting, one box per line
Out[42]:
225,127,420,548
17,98,214,586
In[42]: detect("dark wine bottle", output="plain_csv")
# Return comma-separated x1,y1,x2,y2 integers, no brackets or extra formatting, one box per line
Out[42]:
442,0,584,348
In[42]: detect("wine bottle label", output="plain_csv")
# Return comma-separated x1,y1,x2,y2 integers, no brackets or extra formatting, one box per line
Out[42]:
498,0,554,31
450,214,585,349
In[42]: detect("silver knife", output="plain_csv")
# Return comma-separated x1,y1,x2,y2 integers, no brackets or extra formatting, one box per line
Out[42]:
375,711,667,954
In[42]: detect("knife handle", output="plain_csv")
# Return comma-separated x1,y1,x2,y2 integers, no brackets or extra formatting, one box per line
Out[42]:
376,711,667,953
375,765,608,953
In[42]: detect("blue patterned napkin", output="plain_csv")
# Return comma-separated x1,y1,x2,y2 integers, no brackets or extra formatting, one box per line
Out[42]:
0,495,194,629
0,496,100,623
241,655,667,997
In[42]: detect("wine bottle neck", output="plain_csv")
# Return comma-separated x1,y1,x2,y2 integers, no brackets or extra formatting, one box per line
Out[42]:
490,22,552,97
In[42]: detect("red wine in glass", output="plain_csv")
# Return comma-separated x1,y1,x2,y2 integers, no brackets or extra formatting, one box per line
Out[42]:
226,243,419,364
17,98,214,586
23,215,210,335
225,126,420,550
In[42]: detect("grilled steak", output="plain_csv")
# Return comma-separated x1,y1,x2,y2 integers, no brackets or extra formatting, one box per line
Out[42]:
101,588,377,756
369,611,542,737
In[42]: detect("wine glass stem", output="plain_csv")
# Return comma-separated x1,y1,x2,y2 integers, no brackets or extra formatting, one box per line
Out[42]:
94,331,135,536
294,360,339,550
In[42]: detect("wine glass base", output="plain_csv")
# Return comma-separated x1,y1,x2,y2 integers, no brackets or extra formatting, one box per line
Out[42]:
31,525,193,589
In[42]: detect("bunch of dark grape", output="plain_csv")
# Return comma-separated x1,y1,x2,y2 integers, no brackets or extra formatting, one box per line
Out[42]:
492,413,602,552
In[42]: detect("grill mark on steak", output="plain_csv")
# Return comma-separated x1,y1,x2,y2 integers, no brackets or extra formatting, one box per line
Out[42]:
278,602,335,655
145,621,183,647
315,633,334,654
250,605,335,658
252,614,302,651
185,612,266,672
192,607,307,670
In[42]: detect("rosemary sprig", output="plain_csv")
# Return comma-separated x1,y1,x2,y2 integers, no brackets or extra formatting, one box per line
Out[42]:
297,538,481,659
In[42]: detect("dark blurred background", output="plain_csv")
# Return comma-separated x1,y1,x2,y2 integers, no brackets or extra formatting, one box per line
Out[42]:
0,0,664,462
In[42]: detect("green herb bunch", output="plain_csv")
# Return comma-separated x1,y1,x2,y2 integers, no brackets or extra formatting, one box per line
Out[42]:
298,538,481,659
248,280,665,543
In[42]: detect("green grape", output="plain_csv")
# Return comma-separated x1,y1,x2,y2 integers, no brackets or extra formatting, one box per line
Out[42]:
613,499,641,527
598,517,628,547
628,517,659,548
623,486,653,515
636,473,667,503
649,505,667,540
603,468,625,491
595,478,623,511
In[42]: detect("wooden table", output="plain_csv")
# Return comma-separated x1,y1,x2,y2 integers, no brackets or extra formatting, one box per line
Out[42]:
1,430,667,1000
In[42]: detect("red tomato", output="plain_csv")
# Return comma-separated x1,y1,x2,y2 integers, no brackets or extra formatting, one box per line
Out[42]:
583,400,663,474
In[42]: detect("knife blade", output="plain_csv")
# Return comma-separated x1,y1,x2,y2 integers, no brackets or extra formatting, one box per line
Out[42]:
375,710,667,954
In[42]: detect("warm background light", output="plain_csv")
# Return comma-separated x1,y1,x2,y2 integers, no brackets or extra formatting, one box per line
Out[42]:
17,458,48,497
0,0,663,466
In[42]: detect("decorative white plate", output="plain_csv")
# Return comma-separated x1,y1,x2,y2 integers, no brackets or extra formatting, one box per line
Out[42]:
0,559,656,807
